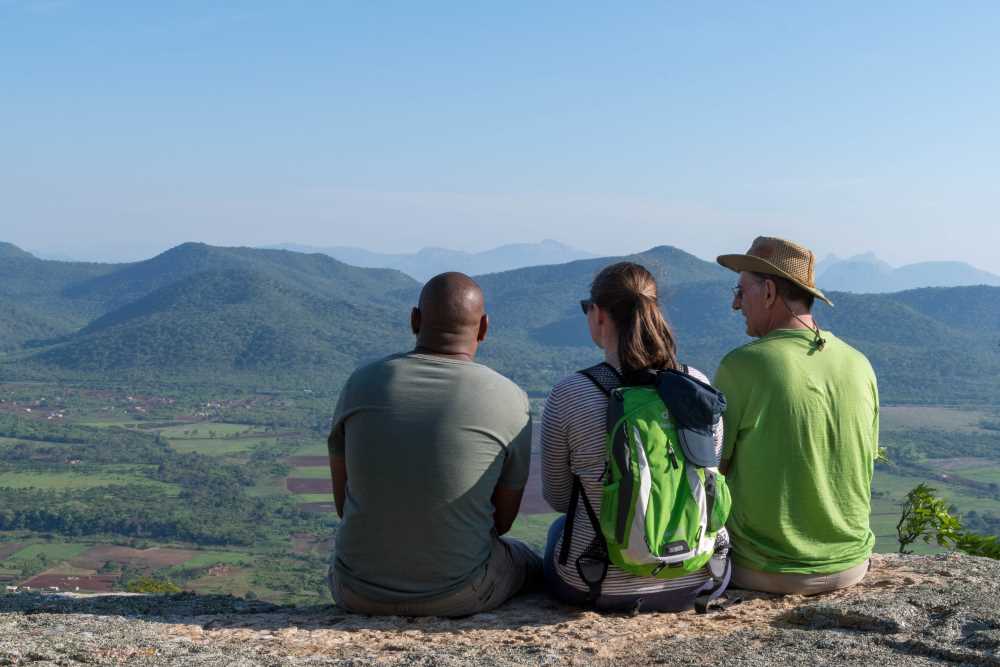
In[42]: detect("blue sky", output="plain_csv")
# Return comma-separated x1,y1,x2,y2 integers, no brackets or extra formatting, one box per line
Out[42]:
2,1,998,271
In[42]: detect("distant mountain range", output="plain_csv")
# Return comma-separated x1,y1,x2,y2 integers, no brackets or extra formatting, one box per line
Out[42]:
817,253,1000,293
265,240,596,281
1,240,998,403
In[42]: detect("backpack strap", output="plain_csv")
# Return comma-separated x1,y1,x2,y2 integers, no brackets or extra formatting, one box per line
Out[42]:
557,363,622,605
693,552,733,614
579,362,622,396
559,474,608,602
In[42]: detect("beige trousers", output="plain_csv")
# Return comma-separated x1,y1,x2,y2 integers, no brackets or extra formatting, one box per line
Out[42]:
732,559,869,595
328,535,542,617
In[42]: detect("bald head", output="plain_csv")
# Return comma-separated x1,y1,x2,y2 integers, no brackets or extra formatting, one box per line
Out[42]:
411,272,488,359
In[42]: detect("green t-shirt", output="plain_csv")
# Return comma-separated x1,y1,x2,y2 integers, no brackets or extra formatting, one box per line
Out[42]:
329,352,532,601
714,329,878,575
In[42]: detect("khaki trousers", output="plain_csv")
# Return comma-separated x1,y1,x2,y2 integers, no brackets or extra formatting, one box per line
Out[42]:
328,535,542,617
732,559,869,595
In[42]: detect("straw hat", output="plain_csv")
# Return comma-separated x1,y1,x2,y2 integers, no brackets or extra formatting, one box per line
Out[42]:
717,236,833,306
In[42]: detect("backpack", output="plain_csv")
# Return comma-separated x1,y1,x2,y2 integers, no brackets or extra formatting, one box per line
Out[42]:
558,362,733,613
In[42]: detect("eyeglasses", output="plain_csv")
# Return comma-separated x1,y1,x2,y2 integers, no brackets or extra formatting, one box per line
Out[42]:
732,278,764,300
579,299,594,315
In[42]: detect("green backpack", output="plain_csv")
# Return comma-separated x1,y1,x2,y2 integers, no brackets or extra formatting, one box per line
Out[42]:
558,363,732,612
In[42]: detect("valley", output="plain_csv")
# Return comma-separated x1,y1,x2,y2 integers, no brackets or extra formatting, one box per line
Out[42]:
0,241,998,602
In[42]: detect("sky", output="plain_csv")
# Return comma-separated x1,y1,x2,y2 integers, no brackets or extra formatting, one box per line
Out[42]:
2,1,999,271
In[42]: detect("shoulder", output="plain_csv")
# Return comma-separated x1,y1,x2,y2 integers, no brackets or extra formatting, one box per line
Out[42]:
467,362,529,408
346,352,407,384
548,369,609,413
827,333,877,378
717,339,771,373
683,365,712,385
550,369,609,400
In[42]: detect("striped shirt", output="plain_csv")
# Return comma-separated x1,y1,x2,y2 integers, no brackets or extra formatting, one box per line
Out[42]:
541,366,729,595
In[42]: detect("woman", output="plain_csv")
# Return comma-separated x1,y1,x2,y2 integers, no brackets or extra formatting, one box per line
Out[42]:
541,261,728,612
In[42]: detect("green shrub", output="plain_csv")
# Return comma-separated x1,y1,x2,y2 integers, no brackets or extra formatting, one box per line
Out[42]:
125,576,182,594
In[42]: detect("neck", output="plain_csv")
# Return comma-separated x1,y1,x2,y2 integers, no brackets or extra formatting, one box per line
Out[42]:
767,312,816,333
603,346,621,370
413,343,476,361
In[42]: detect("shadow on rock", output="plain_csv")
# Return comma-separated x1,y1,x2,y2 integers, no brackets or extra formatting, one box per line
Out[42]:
0,590,590,633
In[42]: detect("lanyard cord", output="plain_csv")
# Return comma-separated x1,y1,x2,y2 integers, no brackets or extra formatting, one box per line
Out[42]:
780,297,826,351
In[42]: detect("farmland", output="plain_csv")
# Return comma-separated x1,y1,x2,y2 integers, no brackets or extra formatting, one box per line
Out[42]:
0,378,997,602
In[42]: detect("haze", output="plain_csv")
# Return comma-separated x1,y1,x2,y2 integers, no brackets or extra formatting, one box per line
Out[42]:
2,3,998,272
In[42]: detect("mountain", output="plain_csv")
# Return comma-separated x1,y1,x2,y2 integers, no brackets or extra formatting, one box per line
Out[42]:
2,240,999,403
0,242,420,384
0,242,121,344
63,242,417,312
818,253,1000,293
266,240,596,281
37,269,413,381
0,297,71,353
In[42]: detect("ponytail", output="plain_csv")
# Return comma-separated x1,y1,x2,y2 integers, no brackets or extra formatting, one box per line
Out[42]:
591,262,678,375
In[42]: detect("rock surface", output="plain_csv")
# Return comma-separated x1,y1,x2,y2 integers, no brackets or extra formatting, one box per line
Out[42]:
1,553,998,666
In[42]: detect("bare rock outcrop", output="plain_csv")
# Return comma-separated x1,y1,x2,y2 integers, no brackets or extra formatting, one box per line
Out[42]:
1,553,998,666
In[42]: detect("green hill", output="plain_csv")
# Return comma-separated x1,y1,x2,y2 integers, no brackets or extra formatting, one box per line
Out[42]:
32,267,415,386
62,242,418,311
0,243,119,343
2,241,998,403
0,297,71,353
888,286,1000,332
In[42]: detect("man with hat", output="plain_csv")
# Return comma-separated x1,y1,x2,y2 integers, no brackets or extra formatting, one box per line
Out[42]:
713,236,879,594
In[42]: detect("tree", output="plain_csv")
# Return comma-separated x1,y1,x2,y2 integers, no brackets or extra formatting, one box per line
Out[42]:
954,533,1000,559
896,483,962,554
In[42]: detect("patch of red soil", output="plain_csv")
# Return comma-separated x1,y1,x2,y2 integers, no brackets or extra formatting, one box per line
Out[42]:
298,502,337,513
287,478,332,494
71,546,199,570
23,573,118,592
286,456,328,467
0,543,24,561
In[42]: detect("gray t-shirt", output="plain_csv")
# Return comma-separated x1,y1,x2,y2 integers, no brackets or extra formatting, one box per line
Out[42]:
329,352,532,601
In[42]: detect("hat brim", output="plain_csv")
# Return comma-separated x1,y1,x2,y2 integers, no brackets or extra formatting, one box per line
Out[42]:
717,253,834,306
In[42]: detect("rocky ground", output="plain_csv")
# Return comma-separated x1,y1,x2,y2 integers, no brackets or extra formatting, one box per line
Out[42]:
1,553,998,666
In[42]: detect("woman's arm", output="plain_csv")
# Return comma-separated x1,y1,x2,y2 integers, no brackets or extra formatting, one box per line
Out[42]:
541,382,573,513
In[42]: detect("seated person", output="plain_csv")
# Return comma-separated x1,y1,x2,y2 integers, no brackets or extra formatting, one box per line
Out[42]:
542,262,729,612
326,272,541,616
714,236,879,594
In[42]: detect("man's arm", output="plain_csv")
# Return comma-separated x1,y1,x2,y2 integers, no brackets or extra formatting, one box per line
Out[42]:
491,485,524,535
329,449,347,519
327,379,352,519
493,399,532,535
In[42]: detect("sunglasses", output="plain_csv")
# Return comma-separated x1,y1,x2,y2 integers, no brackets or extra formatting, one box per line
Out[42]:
579,299,594,315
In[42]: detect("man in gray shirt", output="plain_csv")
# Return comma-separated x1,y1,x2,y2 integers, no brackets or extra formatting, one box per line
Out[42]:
327,272,541,616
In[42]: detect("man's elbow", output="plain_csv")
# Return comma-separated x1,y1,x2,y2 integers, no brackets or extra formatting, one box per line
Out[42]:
492,486,524,536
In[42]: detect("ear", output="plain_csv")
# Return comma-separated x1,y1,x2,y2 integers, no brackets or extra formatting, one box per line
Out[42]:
477,313,489,342
410,307,421,335
763,279,778,309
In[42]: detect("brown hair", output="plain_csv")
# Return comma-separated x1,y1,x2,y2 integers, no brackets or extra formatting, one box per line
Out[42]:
590,262,679,375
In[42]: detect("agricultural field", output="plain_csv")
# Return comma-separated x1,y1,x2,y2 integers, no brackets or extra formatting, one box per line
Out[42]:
0,468,177,493
872,405,1000,553
1,377,997,602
